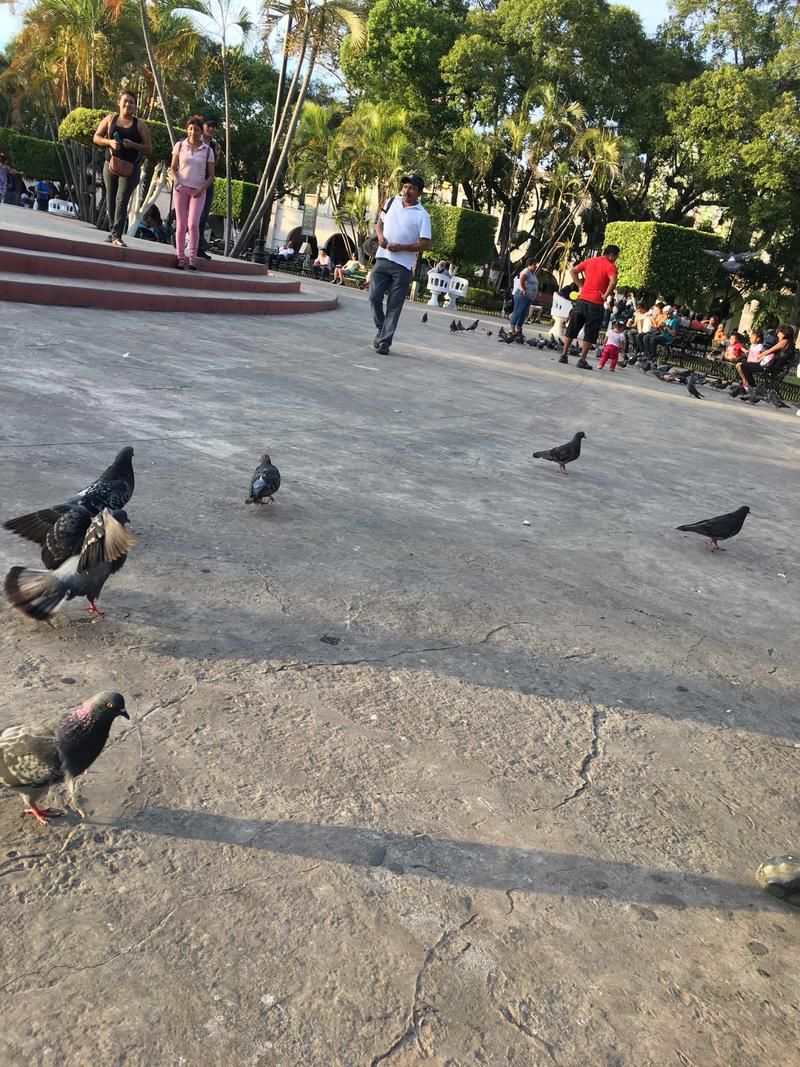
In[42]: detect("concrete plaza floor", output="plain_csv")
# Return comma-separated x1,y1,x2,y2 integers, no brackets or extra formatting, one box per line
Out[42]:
1,284,798,1066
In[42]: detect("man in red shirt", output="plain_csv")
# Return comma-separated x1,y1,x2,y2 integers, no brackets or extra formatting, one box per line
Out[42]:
560,244,620,369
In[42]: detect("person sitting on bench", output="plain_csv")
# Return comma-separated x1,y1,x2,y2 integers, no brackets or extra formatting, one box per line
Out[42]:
736,324,795,394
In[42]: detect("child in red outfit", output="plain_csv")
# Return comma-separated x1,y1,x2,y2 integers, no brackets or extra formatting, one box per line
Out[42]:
598,321,627,370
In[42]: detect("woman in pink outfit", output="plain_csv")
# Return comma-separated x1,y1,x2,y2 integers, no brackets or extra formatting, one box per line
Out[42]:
168,115,215,270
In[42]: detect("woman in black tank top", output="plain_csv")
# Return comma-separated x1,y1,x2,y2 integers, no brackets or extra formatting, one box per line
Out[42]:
93,89,153,246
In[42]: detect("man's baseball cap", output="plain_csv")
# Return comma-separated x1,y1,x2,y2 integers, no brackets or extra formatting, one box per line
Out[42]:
401,173,425,191
203,115,217,125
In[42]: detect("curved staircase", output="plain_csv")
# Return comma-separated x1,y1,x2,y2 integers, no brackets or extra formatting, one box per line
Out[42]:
0,208,337,316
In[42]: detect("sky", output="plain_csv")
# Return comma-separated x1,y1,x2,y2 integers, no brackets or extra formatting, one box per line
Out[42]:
0,0,668,51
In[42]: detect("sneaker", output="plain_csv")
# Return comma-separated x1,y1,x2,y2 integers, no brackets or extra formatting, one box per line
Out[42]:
576,360,594,370
377,342,391,355
372,336,381,350
558,355,568,364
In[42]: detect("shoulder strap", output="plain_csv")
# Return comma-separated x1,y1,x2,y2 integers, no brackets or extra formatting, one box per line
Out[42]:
381,196,395,214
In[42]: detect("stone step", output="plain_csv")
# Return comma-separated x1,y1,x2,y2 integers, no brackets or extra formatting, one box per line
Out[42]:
0,245,301,295
0,270,338,316
0,223,269,277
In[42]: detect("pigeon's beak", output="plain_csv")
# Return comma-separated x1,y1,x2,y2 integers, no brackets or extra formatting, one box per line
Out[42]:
119,709,130,720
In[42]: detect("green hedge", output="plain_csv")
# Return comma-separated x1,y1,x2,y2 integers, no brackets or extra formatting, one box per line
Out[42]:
209,177,258,222
427,203,497,270
58,108,173,161
604,221,724,304
466,285,503,310
0,127,62,180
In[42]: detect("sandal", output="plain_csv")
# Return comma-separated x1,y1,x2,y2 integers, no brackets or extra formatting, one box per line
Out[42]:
188,262,198,271
175,259,185,270
112,238,126,247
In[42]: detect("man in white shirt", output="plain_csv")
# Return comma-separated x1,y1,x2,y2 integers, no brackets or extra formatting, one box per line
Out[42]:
369,173,432,354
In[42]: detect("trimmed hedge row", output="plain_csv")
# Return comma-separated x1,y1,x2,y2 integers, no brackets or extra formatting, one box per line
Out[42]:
604,221,724,304
427,202,497,271
0,127,62,180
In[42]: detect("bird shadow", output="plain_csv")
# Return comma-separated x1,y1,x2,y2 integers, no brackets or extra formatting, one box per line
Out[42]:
130,805,777,914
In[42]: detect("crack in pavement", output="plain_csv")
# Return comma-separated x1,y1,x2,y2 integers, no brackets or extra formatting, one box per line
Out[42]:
370,913,478,1065
272,621,540,675
552,702,606,811
498,1003,559,1061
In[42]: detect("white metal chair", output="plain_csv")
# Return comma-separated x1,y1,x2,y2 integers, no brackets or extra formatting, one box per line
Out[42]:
425,270,451,307
445,275,469,309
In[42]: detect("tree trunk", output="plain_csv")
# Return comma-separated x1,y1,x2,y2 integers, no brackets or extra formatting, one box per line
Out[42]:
222,44,233,255
138,0,177,145
233,40,319,255
231,13,312,257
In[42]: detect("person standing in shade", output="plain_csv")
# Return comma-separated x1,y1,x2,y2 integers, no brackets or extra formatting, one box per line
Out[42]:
93,89,153,247
560,244,619,369
506,257,539,342
369,174,431,355
196,115,221,260
168,115,216,270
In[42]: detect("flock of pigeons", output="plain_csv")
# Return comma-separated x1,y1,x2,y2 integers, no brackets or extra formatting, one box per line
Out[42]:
0,447,281,826
0,316,754,829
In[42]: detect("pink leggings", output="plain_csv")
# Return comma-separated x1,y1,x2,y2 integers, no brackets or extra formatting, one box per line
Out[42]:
598,343,619,370
174,184,204,262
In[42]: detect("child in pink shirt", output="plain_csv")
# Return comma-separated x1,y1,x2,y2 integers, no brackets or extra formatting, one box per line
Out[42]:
598,321,626,370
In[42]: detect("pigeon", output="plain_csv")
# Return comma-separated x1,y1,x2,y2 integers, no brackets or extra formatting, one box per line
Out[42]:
768,390,790,409
456,320,465,331
532,431,586,475
4,447,135,545
687,374,704,399
728,383,743,397
676,505,750,550
464,319,479,331
710,378,728,390
484,330,493,337
703,249,760,272
4,508,134,620
0,692,129,824
246,453,281,506
641,360,652,374
498,326,508,340
421,312,428,324
450,320,459,333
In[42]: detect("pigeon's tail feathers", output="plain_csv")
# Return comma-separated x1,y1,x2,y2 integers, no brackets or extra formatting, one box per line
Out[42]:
4,566,69,621
532,449,550,460
676,521,706,534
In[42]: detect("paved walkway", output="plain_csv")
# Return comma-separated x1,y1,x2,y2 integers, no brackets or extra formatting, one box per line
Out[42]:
1,291,798,1065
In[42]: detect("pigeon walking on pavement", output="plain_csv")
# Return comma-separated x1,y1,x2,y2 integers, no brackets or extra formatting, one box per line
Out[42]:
677,505,750,550
0,692,129,824
421,312,428,324
465,319,479,331
450,320,459,333
246,454,281,506
4,447,135,544
687,373,705,399
532,432,586,475
4,508,134,620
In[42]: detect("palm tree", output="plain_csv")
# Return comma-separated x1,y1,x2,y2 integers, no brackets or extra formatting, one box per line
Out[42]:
338,100,412,201
231,0,365,258
289,100,346,209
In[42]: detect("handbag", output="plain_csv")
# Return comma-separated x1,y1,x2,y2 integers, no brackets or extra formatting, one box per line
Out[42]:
109,154,134,178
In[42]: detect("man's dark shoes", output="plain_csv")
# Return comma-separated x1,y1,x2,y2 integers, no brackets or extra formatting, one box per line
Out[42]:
197,250,212,261
377,342,391,355
372,336,381,350
576,359,593,370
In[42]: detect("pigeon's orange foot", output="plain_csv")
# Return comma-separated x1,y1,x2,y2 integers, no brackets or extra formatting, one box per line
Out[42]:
85,601,105,617
24,804,64,825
